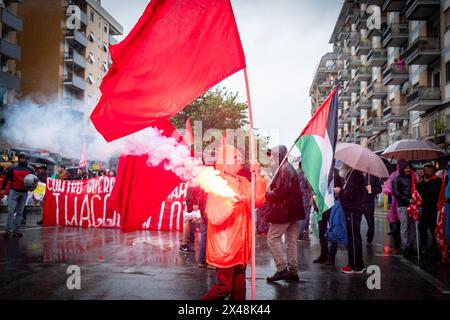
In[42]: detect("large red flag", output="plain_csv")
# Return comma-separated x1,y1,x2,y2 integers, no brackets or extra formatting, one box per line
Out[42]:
91,0,246,142
109,119,182,232
436,171,449,263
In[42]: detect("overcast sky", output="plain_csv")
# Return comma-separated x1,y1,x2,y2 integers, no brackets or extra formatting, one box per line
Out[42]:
101,0,342,147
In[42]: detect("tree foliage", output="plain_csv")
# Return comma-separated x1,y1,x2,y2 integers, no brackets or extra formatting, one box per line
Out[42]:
171,87,249,131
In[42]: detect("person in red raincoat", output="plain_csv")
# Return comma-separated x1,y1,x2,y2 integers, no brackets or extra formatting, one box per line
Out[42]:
202,143,266,300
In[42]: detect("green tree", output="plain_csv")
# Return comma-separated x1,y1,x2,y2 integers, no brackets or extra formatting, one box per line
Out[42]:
171,88,270,166
171,87,249,130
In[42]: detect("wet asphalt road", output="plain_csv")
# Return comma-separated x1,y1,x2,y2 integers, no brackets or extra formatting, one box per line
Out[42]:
0,210,449,300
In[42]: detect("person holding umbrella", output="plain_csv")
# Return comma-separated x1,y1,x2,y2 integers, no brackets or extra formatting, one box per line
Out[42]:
392,162,417,257
335,163,367,274
334,143,390,273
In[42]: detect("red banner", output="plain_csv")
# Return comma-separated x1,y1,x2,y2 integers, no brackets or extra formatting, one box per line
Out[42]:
43,177,187,231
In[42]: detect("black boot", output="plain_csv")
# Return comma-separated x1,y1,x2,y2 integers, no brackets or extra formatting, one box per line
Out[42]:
313,255,328,264
325,257,335,266
3,231,11,240
266,269,290,282
12,231,23,238
287,271,300,282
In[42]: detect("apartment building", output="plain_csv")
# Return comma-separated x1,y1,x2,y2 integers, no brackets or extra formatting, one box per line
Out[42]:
17,0,122,122
0,0,22,131
310,0,450,153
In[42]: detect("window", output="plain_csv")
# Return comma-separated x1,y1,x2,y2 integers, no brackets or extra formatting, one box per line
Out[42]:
90,11,94,22
102,62,108,72
88,52,96,64
433,71,440,88
102,43,108,53
87,74,95,84
88,32,95,42
446,62,450,83
446,9,450,30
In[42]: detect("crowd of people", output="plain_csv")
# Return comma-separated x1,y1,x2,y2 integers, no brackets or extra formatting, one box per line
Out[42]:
178,144,450,300
0,153,117,238
1,147,449,300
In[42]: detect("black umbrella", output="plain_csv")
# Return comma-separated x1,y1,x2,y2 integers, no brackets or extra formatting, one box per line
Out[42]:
29,154,57,165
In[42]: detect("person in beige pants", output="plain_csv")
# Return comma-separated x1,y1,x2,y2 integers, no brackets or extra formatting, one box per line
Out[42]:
263,145,305,283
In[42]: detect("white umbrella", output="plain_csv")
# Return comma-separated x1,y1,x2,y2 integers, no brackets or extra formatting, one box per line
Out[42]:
382,139,445,161
335,143,389,178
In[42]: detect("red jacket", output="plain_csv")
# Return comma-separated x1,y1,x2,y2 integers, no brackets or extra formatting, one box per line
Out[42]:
2,163,36,192
205,171,266,268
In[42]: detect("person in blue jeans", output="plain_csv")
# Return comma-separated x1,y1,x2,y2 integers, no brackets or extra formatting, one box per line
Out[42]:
1,153,36,239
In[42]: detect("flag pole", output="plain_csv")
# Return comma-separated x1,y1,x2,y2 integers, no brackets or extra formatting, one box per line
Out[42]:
243,68,257,300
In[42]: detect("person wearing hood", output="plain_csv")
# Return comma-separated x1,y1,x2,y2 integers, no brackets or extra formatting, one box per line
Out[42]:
264,145,305,282
392,161,416,257
1,153,36,239
334,163,366,274
363,174,382,248
417,163,441,252
202,143,266,300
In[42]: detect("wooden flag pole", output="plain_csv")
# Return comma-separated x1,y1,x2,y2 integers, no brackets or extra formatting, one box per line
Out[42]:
243,68,257,300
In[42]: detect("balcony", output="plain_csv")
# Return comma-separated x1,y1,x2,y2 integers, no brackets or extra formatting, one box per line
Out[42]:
367,0,385,6
383,104,409,123
0,70,20,90
366,118,387,133
404,36,440,66
338,46,351,60
354,95,372,110
340,115,351,124
0,39,21,61
382,23,409,48
368,82,387,99
406,86,441,111
318,81,333,94
64,49,87,70
368,48,387,67
355,39,371,56
405,0,440,20
65,30,88,48
345,56,361,70
356,125,372,138
354,66,371,82
382,0,406,12
1,8,22,32
346,81,360,93
345,32,360,47
349,108,361,118
383,64,409,86
64,73,86,91
340,91,351,102
338,69,351,82
355,14,367,31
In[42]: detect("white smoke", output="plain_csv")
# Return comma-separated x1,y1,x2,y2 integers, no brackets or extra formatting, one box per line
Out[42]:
1,100,236,197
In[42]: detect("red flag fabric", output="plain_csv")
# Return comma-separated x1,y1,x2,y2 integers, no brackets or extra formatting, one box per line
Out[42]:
436,171,449,263
108,119,182,232
90,0,246,142
407,171,421,222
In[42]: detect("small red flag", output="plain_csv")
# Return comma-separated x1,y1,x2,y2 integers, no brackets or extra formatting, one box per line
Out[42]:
91,0,246,142
436,171,449,263
407,171,421,222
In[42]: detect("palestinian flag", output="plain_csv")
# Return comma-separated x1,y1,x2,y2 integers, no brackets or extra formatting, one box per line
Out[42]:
295,88,339,219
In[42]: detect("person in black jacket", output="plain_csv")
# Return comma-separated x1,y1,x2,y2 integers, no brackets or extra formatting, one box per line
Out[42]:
1,153,36,239
363,174,382,247
392,161,416,257
335,163,366,274
265,145,305,283
417,163,441,251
